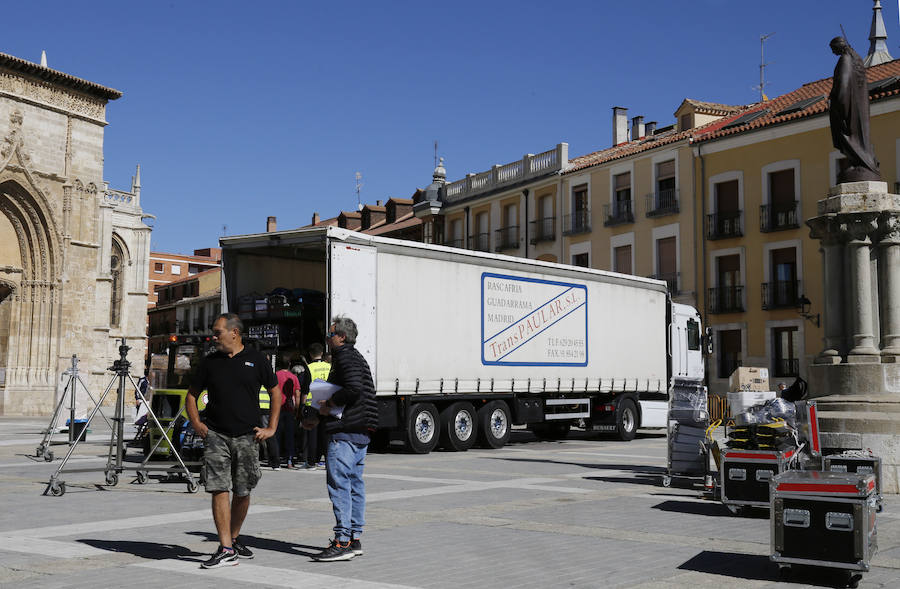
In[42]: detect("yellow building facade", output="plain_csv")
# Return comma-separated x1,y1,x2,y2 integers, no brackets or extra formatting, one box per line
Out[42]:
693,65,900,392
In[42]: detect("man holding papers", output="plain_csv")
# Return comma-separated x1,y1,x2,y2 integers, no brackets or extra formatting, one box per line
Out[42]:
312,315,378,562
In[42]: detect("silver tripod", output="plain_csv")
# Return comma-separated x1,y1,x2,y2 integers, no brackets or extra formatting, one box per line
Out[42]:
35,355,113,462
45,338,198,496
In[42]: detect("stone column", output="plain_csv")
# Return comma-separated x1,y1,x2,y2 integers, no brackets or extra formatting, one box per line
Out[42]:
808,216,846,362
878,214,900,358
846,220,881,360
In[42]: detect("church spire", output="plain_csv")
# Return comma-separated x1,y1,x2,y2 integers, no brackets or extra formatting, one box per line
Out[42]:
864,0,893,67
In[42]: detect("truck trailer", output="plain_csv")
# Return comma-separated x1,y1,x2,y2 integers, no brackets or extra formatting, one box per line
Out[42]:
220,226,706,453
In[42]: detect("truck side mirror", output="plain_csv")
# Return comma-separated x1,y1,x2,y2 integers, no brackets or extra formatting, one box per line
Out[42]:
703,327,714,355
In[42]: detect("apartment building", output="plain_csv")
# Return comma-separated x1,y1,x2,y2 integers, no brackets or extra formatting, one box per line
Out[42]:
147,248,221,307
691,59,900,391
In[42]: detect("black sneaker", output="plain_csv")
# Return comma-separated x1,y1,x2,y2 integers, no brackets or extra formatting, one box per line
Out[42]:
349,538,363,556
231,538,253,559
312,539,355,561
201,546,238,569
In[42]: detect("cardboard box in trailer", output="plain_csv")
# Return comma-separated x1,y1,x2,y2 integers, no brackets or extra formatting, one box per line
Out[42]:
220,226,707,453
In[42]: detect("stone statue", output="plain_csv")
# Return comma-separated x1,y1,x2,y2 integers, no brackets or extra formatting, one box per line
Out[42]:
829,36,881,183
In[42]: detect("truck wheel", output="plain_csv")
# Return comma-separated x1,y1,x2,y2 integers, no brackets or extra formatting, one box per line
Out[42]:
406,403,440,454
439,402,477,451
615,398,638,441
532,422,570,440
477,401,511,449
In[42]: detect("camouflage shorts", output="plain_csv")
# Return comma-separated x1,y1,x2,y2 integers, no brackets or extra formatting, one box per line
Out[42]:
202,430,261,496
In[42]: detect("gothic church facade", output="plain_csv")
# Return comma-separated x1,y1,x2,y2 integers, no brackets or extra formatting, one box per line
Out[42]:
0,52,150,414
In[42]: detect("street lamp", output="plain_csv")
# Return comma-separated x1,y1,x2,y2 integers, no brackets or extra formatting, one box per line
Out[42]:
796,294,820,327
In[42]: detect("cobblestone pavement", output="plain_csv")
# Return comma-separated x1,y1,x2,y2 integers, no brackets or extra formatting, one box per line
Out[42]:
0,416,897,588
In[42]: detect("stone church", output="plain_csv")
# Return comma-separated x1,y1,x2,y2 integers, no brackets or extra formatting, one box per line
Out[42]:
0,52,151,415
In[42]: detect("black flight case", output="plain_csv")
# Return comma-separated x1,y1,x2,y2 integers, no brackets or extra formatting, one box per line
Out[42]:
824,452,884,512
721,448,799,513
771,470,878,586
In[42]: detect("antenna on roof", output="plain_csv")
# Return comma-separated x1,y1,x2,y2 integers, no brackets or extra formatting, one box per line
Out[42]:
840,23,848,42
753,33,775,102
433,140,439,168
222,224,227,236
355,171,363,211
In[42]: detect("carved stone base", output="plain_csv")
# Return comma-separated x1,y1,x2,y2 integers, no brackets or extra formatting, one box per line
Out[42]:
809,363,900,493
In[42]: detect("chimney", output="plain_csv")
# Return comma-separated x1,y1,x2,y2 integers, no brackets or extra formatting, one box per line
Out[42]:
631,116,645,141
312,212,320,225
612,107,628,145
645,121,657,136
266,216,277,232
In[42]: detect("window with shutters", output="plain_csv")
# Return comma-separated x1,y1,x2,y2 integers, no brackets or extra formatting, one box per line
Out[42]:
762,168,799,231
614,245,632,275
605,172,634,226
718,330,742,378
647,160,678,216
654,236,678,293
708,179,742,239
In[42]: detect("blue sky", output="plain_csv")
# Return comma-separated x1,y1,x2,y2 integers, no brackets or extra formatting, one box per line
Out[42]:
3,1,896,253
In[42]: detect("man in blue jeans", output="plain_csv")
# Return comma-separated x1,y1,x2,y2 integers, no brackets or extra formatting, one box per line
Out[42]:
313,316,378,561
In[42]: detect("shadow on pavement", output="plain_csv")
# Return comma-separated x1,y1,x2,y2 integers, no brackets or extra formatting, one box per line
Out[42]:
651,499,735,517
678,551,777,581
78,539,205,561
186,531,324,557
488,456,666,473
678,551,850,587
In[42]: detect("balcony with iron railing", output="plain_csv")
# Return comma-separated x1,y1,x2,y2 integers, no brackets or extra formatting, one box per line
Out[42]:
529,216,555,244
645,189,680,217
563,209,591,236
469,232,491,252
761,280,801,310
708,285,744,313
603,200,634,226
706,211,743,240
495,226,519,251
443,144,569,204
760,202,799,232
650,272,680,295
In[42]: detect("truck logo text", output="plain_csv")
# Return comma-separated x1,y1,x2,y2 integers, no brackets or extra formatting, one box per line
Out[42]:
481,273,588,367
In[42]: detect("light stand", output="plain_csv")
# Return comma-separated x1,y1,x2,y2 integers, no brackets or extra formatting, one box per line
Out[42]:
45,338,198,496
35,355,113,461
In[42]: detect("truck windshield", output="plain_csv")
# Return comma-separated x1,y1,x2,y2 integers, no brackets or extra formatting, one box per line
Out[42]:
686,319,701,351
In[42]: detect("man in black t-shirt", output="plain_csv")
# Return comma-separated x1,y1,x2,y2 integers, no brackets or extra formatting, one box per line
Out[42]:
187,313,281,569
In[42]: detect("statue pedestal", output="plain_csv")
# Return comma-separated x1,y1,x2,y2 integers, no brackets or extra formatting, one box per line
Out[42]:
806,181,900,494
808,363,900,493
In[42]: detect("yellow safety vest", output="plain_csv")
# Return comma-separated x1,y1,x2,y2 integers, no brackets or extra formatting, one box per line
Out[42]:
259,386,270,410
305,360,331,406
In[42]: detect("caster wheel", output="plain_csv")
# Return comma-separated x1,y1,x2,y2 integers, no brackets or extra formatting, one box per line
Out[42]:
661,475,672,488
778,566,790,581
136,470,148,484
846,572,861,589
44,451,54,462
726,504,743,516
35,446,44,457
49,481,65,496
105,472,119,486
187,480,200,494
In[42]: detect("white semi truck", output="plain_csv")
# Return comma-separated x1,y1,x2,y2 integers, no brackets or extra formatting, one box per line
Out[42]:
220,226,706,453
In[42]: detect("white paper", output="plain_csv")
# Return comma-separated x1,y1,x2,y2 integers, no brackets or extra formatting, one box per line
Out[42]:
309,379,343,418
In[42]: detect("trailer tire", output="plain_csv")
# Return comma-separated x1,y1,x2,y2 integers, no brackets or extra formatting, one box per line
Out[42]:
476,401,511,449
615,398,638,441
406,403,440,454
439,402,477,451
531,423,570,440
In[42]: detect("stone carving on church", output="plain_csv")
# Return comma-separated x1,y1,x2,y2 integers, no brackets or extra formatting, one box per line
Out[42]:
0,72,106,122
